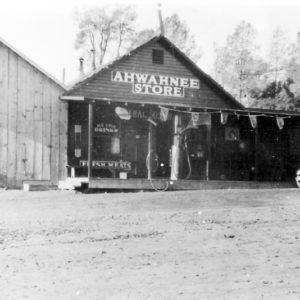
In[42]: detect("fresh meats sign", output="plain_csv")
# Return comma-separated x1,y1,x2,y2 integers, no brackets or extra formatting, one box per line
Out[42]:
111,71,200,97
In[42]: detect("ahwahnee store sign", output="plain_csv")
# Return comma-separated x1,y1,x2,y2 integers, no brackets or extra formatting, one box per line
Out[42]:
111,71,200,97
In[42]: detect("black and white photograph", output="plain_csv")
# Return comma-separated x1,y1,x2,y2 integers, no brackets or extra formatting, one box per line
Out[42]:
1,0,300,298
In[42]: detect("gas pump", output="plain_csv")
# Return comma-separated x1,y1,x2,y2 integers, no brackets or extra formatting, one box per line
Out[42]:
178,127,207,180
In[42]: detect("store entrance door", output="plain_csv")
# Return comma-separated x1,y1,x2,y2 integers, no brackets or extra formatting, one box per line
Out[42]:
183,127,208,180
122,122,148,178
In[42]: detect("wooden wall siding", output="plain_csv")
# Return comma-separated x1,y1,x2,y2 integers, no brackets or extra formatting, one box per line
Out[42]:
0,43,67,188
71,41,239,109
0,44,8,186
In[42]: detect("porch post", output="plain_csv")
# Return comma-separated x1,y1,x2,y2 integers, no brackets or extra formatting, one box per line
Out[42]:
147,122,153,180
254,126,259,181
206,124,212,181
171,113,181,180
88,101,94,179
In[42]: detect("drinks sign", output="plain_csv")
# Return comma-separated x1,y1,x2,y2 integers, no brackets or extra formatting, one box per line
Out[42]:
95,123,118,134
111,71,200,97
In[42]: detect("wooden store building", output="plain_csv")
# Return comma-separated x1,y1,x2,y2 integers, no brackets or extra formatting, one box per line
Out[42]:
61,35,300,190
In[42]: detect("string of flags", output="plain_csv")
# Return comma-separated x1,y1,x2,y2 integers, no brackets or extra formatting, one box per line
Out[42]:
159,106,290,130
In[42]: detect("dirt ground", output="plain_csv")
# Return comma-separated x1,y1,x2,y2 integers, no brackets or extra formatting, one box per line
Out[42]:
1,188,300,300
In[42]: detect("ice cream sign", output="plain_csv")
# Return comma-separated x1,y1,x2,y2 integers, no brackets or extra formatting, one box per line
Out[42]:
111,71,200,97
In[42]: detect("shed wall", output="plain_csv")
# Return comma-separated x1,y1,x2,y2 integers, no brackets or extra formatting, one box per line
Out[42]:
0,43,67,188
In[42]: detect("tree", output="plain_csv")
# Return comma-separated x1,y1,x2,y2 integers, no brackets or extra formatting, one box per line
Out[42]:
75,7,113,66
268,27,291,84
213,21,261,101
129,13,202,63
163,13,202,63
128,28,156,49
74,5,137,68
74,8,202,71
112,6,137,58
247,28,300,111
286,31,300,98
248,78,299,111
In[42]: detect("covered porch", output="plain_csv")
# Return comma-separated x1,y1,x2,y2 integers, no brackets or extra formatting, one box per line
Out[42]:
61,97,300,191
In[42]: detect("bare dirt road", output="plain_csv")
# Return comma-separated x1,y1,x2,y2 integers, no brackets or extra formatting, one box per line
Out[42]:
1,188,300,300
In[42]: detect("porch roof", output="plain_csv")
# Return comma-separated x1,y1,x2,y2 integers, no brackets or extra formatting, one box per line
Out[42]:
60,94,300,118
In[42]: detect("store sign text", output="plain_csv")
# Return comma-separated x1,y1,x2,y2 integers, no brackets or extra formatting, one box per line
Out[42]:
111,71,200,98
79,160,131,170
95,123,118,133
129,109,162,120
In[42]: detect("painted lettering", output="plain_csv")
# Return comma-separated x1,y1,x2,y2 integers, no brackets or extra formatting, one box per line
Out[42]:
169,77,179,86
152,85,163,94
134,83,142,93
143,84,152,94
137,110,144,118
173,87,182,97
135,73,148,83
163,86,172,95
79,160,88,167
79,160,132,170
180,78,189,88
190,78,200,88
159,76,169,85
112,71,200,97
148,75,158,85
113,71,123,82
124,72,135,82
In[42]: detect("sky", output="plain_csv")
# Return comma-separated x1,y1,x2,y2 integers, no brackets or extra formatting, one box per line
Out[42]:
1,0,300,84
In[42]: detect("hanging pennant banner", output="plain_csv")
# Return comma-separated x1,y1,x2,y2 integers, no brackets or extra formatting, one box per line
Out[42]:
191,112,200,126
249,115,257,128
198,113,211,125
160,107,169,122
276,116,284,130
188,112,211,128
220,112,229,125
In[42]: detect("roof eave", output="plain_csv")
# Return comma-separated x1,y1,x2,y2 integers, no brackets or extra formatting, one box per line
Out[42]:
0,36,67,90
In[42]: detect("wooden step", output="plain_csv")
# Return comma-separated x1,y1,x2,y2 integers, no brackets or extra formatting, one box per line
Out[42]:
58,177,89,190
23,180,58,191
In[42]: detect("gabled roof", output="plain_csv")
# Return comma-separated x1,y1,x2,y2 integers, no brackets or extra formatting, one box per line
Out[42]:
64,35,245,110
156,36,245,110
0,36,66,90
